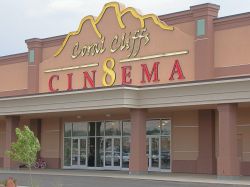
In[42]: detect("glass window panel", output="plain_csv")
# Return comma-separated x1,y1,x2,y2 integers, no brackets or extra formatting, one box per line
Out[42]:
96,122,105,136
88,137,95,167
64,138,71,166
114,138,121,167
122,121,131,136
146,138,149,166
161,120,171,135
72,139,78,165
64,123,72,137
72,122,88,136
96,137,104,167
161,137,170,169
122,137,130,168
151,137,159,168
80,139,86,166
105,138,112,166
146,120,160,135
105,121,121,136
89,122,96,136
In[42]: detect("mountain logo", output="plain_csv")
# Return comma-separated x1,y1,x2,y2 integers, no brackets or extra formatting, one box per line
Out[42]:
54,2,174,57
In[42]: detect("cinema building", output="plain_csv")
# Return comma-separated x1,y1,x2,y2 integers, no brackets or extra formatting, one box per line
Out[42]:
0,2,250,177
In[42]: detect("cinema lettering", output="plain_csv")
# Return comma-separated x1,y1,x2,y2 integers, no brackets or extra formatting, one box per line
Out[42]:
42,2,193,93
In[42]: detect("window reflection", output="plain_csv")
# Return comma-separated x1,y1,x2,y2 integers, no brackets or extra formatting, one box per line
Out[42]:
146,120,160,135
73,122,88,136
122,121,131,136
161,120,171,135
96,122,105,136
64,138,71,166
64,123,72,137
105,121,121,136
122,137,130,168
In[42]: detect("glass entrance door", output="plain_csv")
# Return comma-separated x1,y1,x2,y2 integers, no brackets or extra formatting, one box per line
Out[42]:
147,136,170,171
147,136,160,170
104,137,121,168
72,138,87,167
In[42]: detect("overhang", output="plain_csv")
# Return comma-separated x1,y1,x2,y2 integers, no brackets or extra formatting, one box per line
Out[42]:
0,76,250,116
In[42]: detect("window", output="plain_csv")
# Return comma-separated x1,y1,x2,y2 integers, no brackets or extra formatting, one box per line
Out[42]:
73,122,88,136
146,120,160,135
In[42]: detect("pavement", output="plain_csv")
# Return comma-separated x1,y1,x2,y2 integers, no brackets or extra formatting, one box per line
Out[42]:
0,169,250,187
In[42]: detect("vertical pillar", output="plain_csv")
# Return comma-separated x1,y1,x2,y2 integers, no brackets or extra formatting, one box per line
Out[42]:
197,110,216,174
30,119,41,158
191,4,220,80
3,116,20,169
217,104,240,178
129,109,147,174
25,39,42,94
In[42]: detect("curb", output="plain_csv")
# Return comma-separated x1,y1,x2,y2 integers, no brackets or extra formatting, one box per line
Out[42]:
1,171,250,186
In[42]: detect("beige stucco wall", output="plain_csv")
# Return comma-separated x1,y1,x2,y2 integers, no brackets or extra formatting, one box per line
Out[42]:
238,107,250,162
215,107,250,162
172,110,199,160
0,62,28,92
42,46,61,61
39,8,195,93
215,25,250,68
40,118,60,159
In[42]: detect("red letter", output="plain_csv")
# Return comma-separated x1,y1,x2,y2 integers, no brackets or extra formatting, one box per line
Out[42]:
141,62,160,83
67,73,73,91
169,60,185,80
83,70,96,88
121,66,132,85
48,75,59,92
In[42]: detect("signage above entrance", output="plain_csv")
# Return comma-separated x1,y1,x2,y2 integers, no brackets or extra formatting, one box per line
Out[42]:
40,2,194,93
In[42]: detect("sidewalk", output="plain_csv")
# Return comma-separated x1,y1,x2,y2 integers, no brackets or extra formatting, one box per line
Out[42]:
1,169,250,186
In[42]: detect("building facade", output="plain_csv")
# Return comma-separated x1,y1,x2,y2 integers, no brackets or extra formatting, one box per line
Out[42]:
0,2,250,177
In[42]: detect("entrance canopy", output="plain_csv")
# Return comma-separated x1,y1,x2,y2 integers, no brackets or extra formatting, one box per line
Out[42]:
0,77,249,116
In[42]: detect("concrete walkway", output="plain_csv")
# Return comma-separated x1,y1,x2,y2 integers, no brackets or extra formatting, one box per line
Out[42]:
0,169,250,186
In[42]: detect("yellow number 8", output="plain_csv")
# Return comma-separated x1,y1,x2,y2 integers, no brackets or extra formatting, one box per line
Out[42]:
102,58,116,86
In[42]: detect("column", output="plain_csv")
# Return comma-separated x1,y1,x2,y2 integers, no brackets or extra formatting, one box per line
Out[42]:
191,4,220,80
197,110,216,174
129,109,147,174
25,39,42,94
30,119,42,158
217,104,240,178
3,116,20,169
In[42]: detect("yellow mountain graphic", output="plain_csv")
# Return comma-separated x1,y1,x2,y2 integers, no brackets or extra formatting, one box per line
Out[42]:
54,2,174,57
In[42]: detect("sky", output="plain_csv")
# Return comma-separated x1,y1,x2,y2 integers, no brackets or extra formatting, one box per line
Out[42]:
0,0,249,56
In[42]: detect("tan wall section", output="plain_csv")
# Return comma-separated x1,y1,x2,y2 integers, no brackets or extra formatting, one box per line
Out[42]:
42,46,61,61
174,21,195,39
238,107,250,162
172,110,199,160
39,7,194,93
0,62,28,92
215,25,250,68
41,118,60,159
